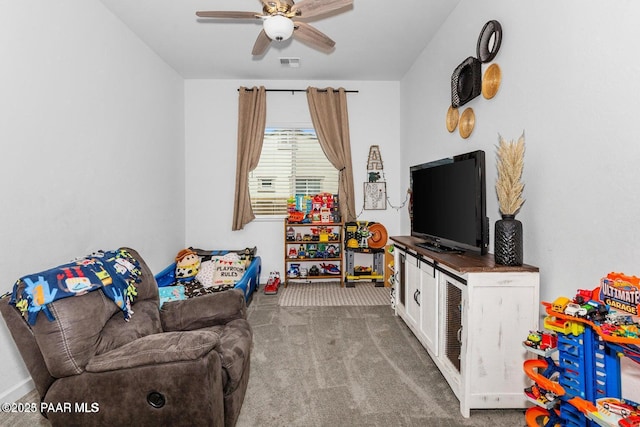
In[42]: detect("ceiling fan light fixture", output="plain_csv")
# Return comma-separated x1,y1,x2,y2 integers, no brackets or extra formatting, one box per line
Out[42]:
263,15,294,41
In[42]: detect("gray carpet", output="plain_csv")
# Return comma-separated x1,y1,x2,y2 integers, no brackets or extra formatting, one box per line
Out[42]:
1,290,526,427
279,281,390,307
238,291,526,426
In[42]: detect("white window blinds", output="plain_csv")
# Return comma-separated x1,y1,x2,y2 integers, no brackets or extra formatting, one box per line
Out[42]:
249,127,339,216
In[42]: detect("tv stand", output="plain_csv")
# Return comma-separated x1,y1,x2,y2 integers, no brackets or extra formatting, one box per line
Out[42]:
391,235,540,418
416,242,463,254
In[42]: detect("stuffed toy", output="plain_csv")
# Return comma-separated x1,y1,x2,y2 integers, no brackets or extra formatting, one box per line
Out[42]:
174,248,200,283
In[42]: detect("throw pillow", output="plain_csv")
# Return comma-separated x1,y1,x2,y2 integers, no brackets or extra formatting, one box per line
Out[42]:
195,259,218,288
212,259,246,287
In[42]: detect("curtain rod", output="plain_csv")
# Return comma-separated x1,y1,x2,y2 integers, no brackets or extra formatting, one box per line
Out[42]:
238,88,358,94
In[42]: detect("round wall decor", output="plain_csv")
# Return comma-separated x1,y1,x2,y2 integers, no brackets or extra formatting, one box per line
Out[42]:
482,63,502,99
477,20,502,63
446,105,459,132
459,108,475,139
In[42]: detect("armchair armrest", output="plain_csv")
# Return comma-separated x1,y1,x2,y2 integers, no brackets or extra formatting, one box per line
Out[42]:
160,289,247,332
86,330,219,373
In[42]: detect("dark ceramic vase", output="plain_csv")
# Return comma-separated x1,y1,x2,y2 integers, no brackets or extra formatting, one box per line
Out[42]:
494,214,523,266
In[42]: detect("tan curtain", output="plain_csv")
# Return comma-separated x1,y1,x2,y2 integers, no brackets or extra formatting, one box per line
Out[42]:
306,87,356,222
232,86,266,230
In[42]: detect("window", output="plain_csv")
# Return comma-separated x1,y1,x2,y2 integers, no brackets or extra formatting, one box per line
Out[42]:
249,127,339,216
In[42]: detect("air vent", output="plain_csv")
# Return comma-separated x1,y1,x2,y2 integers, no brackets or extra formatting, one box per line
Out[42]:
280,57,300,68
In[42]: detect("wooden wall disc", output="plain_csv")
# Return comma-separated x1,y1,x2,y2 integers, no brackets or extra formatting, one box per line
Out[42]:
459,108,475,139
446,105,459,132
482,63,502,99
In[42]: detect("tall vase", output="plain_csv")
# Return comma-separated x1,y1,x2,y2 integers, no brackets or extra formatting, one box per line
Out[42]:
494,214,523,266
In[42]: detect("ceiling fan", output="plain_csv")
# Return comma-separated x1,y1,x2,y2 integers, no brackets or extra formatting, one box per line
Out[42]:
196,0,353,55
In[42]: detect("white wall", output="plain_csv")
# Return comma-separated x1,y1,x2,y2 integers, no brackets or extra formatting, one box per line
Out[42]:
185,80,402,280
7,0,637,405
0,1,185,401
400,0,640,306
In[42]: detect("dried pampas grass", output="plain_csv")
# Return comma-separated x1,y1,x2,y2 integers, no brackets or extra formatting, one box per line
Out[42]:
496,132,525,216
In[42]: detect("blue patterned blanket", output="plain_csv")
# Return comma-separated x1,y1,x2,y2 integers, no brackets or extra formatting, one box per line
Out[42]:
10,249,141,325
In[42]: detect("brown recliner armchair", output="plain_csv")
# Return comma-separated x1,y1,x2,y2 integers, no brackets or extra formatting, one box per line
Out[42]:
0,247,252,427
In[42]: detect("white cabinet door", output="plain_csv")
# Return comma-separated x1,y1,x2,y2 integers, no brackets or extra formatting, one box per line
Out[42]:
404,253,420,327
394,250,407,318
418,259,439,356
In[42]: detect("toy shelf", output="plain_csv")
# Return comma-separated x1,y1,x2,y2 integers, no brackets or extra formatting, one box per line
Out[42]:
284,220,344,287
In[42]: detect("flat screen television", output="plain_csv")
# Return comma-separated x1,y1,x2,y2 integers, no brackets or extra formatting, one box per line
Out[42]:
410,150,488,255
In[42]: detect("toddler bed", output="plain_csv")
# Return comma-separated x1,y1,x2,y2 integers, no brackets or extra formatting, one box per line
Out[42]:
155,247,261,306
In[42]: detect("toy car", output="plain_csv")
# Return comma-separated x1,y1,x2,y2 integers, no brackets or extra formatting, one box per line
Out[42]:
287,264,300,278
288,211,304,223
606,312,634,326
616,324,640,339
524,384,557,404
525,331,542,348
264,271,281,295
320,263,340,275
584,300,610,321
524,330,558,351
600,323,620,335
565,302,587,317
286,227,296,241
552,296,571,313
619,415,640,427
601,398,637,418
539,331,558,351
580,304,597,320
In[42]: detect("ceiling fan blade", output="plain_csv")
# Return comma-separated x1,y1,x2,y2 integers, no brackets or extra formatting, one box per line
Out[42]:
252,29,272,55
291,0,352,20
293,22,335,52
196,11,261,20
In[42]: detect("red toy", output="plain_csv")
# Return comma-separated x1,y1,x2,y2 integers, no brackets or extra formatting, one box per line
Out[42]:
620,415,640,427
288,211,304,223
264,271,281,295
574,288,594,304
540,331,558,351
320,263,340,275
523,330,558,351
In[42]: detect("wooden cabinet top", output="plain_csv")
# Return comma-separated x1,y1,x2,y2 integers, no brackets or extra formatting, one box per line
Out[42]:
390,235,539,274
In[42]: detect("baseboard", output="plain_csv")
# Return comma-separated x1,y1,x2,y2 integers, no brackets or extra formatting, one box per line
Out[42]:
0,378,35,402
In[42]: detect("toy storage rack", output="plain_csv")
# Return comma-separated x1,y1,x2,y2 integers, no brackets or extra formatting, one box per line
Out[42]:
283,220,344,287
525,303,640,427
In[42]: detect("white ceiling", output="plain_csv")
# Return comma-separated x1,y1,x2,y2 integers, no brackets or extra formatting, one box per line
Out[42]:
98,0,461,80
